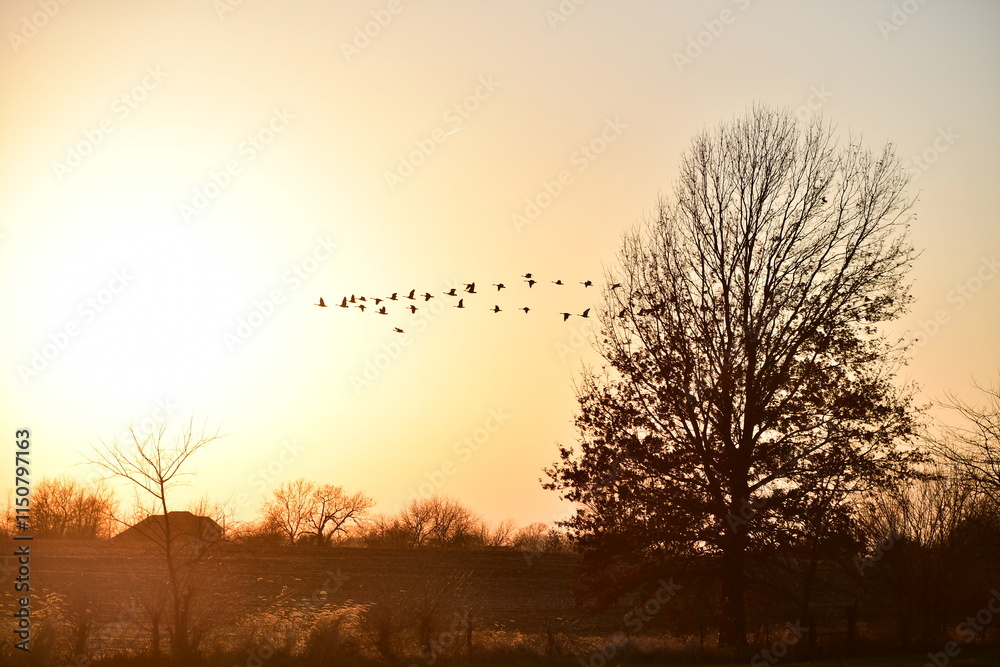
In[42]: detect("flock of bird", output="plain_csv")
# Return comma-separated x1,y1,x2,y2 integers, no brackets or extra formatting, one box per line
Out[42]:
315,273,625,333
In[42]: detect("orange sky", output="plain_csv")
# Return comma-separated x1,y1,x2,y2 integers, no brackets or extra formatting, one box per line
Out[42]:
1,0,998,526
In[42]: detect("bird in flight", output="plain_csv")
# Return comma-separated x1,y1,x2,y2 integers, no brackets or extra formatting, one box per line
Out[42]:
445,288,458,297
522,273,533,279
581,280,593,288
349,295,356,303
407,305,418,314
491,305,501,313
393,327,405,333
388,293,398,301
493,283,505,291
422,292,434,301
521,307,530,314
373,298,383,305
580,308,590,318
377,306,388,315
358,296,367,302
455,299,465,309
560,312,571,321
465,282,476,294
526,279,537,288
357,304,367,312
338,297,349,308
610,283,621,290
406,289,416,300
315,297,327,307
552,279,564,285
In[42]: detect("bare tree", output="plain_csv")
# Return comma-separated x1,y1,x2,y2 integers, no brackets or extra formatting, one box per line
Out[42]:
933,375,1000,505
31,475,118,539
88,416,222,661
546,105,924,654
308,484,375,544
261,478,374,545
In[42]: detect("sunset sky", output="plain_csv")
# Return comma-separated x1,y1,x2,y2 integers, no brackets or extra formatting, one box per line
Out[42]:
1,0,998,527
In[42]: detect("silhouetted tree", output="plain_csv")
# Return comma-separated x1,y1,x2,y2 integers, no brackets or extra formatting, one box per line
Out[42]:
933,375,1000,505
545,105,924,655
31,475,117,538
88,416,222,662
261,478,373,545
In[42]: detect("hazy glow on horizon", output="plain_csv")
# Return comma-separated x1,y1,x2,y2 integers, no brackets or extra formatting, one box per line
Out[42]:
1,0,998,525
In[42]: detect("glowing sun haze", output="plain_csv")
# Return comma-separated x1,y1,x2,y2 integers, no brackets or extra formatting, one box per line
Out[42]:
1,0,998,525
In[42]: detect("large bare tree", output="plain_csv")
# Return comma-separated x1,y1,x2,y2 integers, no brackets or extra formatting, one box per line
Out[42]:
545,105,924,654
88,416,222,661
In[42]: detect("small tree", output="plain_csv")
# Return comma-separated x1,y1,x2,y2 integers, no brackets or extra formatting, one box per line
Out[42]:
88,416,222,661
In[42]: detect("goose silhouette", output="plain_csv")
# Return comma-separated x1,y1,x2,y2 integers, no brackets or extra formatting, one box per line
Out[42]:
465,282,476,294
316,297,327,307
525,279,537,288
377,306,388,315
552,279,564,285
581,280,593,287
493,283,505,291
393,327,405,333
522,273,533,279
406,289,416,300
349,295,356,303
491,305,501,313
445,288,458,297
338,297,349,308
407,305,418,314
521,307,530,313
610,283,622,290
356,304,367,312
422,292,434,301
455,299,465,309
388,293,398,301
580,308,590,318
560,312,571,321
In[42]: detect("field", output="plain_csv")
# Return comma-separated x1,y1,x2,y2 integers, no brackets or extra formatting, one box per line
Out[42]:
8,539,998,666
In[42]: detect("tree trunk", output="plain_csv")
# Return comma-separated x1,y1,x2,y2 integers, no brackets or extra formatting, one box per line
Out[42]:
721,530,749,658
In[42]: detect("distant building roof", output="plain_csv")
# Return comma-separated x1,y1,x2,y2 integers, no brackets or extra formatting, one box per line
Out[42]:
113,511,222,547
